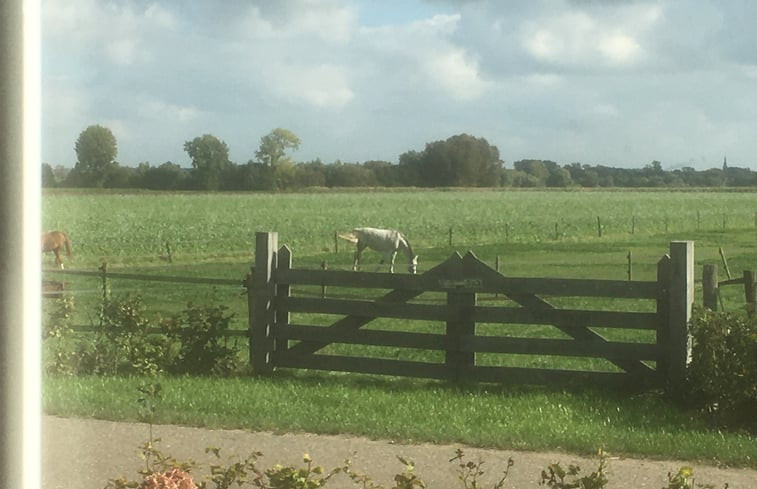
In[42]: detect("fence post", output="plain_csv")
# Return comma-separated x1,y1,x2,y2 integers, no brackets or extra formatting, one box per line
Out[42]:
702,264,718,311
98,261,109,329
250,231,278,374
666,241,694,395
626,251,632,281
718,247,732,279
445,258,476,382
656,254,671,387
99,261,109,304
744,270,756,318
321,260,327,298
276,246,292,356
597,216,602,237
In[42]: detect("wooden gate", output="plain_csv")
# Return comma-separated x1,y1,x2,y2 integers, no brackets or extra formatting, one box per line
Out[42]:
248,232,692,391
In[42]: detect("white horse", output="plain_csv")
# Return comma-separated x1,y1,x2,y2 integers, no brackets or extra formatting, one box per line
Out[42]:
338,227,418,274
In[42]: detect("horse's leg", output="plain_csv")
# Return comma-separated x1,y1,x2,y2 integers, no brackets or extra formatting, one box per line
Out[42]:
54,248,64,269
389,250,398,273
354,243,365,271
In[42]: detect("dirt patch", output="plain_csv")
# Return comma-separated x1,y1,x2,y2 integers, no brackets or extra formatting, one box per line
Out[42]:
42,415,754,489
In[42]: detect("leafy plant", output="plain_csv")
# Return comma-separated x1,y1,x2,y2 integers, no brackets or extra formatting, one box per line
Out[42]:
263,453,342,489
99,294,170,375
449,449,512,489
162,303,238,375
663,466,727,489
206,447,264,489
686,307,757,429
539,449,608,489
42,295,77,374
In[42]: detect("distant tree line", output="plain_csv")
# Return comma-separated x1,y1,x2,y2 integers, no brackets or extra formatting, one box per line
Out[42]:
42,124,757,190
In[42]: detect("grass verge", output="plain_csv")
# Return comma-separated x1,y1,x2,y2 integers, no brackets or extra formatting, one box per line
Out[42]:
43,371,756,468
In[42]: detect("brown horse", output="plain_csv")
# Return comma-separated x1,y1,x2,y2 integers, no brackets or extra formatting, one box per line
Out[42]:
41,231,72,269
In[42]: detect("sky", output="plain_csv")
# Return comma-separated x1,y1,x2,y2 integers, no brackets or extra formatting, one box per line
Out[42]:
41,0,757,171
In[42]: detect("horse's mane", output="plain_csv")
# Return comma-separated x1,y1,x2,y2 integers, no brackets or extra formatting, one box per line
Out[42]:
399,232,415,259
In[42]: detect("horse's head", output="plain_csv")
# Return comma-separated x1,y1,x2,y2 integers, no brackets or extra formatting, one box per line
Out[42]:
408,255,418,274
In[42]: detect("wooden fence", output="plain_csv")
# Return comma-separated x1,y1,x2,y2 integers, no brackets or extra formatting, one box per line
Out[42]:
249,232,694,392
702,265,757,316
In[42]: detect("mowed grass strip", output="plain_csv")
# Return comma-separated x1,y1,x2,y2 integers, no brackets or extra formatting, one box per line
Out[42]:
43,373,756,468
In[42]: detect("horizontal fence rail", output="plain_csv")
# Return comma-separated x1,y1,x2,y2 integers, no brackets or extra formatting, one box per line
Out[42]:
43,267,242,287
276,268,660,298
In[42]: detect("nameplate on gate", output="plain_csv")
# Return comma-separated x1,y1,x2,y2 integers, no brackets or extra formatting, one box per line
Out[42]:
439,278,483,290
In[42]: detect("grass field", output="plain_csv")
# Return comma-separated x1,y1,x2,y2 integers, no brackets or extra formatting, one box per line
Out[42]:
41,188,757,466
42,188,757,328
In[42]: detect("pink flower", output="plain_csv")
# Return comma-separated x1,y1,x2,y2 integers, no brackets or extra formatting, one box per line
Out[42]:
139,468,197,489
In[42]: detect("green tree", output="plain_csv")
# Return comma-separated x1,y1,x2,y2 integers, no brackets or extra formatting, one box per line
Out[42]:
513,159,549,184
184,134,230,190
401,134,503,187
41,163,56,187
73,124,118,187
255,128,301,189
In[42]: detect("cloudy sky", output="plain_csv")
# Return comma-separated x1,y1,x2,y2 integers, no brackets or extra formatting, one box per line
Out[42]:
41,0,757,170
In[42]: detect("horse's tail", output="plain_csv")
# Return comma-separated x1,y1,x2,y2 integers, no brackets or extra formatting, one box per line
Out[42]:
63,233,72,257
337,232,359,244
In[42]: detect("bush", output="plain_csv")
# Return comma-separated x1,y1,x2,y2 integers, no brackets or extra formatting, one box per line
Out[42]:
43,295,241,376
162,303,238,375
100,294,171,375
686,306,757,429
42,295,78,375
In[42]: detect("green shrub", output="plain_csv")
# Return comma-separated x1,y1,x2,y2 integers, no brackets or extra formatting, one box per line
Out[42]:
100,294,171,375
162,303,238,375
686,306,757,429
42,295,78,375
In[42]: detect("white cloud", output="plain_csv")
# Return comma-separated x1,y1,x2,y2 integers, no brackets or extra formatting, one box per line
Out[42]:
360,13,490,101
590,104,619,118
520,5,659,69
523,73,562,86
43,0,179,68
423,48,490,100
144,3,176,30
269,64,355,109
104,39,139,66
240,1,356,43
137,97,200,124
599,33,642,64
743,65,757,79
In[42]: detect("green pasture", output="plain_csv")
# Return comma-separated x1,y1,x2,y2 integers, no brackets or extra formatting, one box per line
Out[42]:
42,189,757,466
42,188,757,329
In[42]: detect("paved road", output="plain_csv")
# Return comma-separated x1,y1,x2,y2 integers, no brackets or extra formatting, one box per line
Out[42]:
42,415,755,489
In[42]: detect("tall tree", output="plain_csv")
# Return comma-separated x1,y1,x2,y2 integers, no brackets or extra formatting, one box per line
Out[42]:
401,134,502,187
73,124,117,187
184,134,230,190
255,128,301,189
